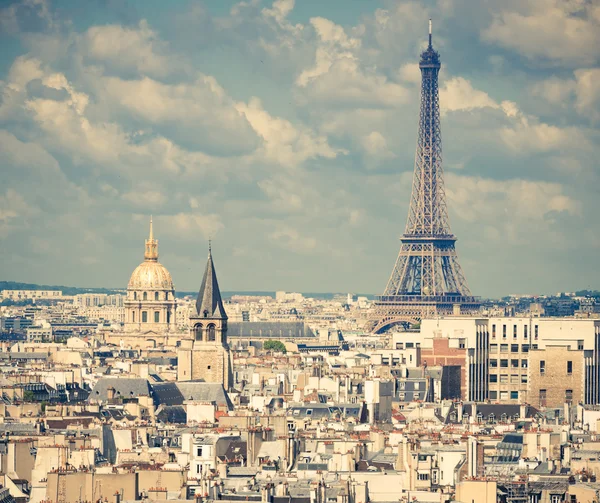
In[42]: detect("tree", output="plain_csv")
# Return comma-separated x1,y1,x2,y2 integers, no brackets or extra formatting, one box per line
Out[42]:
23,390,35,402
263,340,287,354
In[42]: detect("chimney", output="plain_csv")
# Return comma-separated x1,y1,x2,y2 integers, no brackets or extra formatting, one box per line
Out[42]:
471,403,477,424
457,402,463,422
520,403,527,420
467,436,478,478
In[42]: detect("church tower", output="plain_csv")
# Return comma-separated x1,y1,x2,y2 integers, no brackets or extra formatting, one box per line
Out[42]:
177,245,233,389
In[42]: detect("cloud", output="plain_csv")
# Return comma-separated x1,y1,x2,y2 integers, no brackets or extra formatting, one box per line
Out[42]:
500,119,590,153
269,225,317,254
447,174,581,244
440,77,500,112
0,0,599,295
296,17,409,108
158,213,224,240
99,75,260,154
83,20,186,77
121,190,167,209
482,0,600,66
573,68,600,122
236,97,342,168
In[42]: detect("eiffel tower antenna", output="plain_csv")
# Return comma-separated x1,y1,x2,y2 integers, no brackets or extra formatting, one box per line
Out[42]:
366,22,480,333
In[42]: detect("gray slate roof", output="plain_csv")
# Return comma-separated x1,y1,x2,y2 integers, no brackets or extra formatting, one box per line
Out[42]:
89,378,151,402
194,251,227,319
152,381,233,409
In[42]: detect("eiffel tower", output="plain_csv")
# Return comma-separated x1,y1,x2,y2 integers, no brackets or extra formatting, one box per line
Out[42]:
366,21,480,333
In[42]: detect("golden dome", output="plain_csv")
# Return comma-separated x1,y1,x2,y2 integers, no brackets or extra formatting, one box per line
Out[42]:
127,217,175,291
127,260,174,291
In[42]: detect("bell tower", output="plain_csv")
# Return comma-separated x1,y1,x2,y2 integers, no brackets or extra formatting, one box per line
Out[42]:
177,244,233,389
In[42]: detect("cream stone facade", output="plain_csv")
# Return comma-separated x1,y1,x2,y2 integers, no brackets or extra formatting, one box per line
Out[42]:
105,218,182,348
527,345,584,408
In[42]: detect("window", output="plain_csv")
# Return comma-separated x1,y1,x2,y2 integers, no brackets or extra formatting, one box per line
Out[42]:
567,361,573,375
305,409,313,416
207,365,211,370
500,374,508,383
406,342,414,348
565,389,573,403
521,375,528,383
132,312,136,322
167,310,171,323
511,375,519,384
489,391,497,400
511,344,519,353
459,339,466,349
513,325,517,338
522,344,529,353
490,374,498,383
524,325,528,339
535,324,539,340
154,311,160,323
503,325,507,338
143,292,147,301
539,389,547,407
134,292,137,300
521,359,528,368
492,324,496,338
578,340,584,350
511,391,519,400
417,473,429,481
142,311,148,323
500,391,508,401
511,359,519,368
197,447,203,457
500,344,509,353
540,360,545,375
490,344,498,352
193,323,202,341
532,344,538,350
490,359,498,368
500,359,508,368
207,324,216,341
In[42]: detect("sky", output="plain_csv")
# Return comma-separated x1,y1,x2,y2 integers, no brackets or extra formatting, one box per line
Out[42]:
0,0,599,297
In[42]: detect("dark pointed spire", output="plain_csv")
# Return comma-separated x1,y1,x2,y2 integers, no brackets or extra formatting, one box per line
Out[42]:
195,243,227,319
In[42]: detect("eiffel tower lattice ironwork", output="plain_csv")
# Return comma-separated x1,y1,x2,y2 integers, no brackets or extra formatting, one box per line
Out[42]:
366,21,480,333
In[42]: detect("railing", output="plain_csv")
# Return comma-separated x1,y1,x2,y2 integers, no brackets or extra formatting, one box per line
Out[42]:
375,295,480,304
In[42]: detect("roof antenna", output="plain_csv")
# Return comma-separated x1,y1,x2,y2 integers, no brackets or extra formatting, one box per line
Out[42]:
429,19,432,48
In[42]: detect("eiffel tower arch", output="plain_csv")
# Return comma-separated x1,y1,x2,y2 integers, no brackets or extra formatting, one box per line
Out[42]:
366,21,480,334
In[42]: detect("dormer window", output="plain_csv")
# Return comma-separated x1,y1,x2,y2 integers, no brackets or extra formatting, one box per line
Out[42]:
204,310,209,318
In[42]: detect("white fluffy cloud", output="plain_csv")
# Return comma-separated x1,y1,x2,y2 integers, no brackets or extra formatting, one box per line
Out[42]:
482,0,600,66
236,97,342,168
0,0,599,295
83,21,186,77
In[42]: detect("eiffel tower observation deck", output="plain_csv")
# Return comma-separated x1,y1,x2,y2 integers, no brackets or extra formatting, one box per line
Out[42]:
366,21,480,334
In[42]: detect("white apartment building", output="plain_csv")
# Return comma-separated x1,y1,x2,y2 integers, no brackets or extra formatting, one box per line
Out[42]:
392,317,600,405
